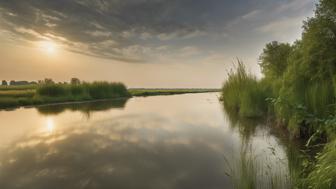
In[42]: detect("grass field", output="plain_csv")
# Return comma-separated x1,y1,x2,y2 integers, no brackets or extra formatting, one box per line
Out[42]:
0,85,220,109
129,88,220,96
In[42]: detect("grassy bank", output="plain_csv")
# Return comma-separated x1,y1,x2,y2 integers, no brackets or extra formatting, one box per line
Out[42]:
0,85,219,109
0,82,130,108
221,60,270,118
221,0,336,188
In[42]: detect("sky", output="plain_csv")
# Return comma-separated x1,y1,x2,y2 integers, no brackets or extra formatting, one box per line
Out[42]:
0,0,316,88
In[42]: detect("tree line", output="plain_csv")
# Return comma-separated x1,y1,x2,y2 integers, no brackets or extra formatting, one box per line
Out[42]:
1,78,81,86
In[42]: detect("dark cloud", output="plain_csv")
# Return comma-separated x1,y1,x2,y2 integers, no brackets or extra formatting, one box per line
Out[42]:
0,0,315,62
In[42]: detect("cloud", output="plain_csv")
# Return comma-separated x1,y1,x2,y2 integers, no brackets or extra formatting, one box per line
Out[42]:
257,17,303,34
241,10,262,20
179,46,201,57
0,0,316,63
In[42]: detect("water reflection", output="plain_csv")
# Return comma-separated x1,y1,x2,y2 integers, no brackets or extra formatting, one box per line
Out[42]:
0,115,232,189
0,93,297,189
224,110,257,142
37,98,128,116
222,101,302,188
46,117,55,134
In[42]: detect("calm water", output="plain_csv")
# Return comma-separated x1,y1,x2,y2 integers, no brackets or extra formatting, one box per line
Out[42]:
0,93,294,189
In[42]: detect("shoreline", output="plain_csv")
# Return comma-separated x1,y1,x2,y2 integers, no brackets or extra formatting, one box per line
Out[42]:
24,97,131,109
0,90,220,111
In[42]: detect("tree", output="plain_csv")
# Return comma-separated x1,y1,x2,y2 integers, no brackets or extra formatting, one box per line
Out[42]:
9,80,15,85
274,0,336,133
44,78,54,84
1,80,7,86
259,41,292,79
71,78,80,85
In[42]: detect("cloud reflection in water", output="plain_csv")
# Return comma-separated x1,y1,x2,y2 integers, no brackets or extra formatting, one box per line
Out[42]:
0,114,234,189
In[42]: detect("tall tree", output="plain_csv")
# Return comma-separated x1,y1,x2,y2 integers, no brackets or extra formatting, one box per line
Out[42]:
259,41,292,80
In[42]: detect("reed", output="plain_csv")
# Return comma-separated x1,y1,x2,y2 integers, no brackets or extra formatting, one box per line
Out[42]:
221,60,270,118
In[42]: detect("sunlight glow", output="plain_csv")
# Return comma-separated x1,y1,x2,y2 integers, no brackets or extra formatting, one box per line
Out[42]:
38,40,57,54
46,117,55,133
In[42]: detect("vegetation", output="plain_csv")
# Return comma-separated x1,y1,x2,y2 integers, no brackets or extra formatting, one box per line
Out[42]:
129,88,220,96
0,84,37,91
36,82,130,99
0,82,219,109
0,82,130,108
221,60,270,118
221,0,336,188
226,146,290,189
304,140,336,188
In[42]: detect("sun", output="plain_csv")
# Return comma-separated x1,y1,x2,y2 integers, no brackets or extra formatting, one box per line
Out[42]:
38,40,57,54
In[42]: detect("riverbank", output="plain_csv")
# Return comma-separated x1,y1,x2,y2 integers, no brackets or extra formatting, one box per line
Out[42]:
129,88,220,96
221,1,336,188
0,85,220,109
0,82,130,109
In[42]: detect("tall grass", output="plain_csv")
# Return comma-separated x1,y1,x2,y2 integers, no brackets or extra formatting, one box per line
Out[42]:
0,82,130,109
36,82,130,100
222,60,270,118
272,77,336,140
84,82,130,99
303,139,336,189
37,84,69,97
225,145,290,189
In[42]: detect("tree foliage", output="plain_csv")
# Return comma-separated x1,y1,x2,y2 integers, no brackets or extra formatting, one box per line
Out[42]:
256,0,336,140
1,80,7,86
259,41,292,80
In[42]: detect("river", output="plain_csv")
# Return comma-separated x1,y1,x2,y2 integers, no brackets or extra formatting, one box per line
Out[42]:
0,93,295,189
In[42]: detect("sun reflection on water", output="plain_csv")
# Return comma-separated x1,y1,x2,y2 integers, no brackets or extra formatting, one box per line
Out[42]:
46,117,55,134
